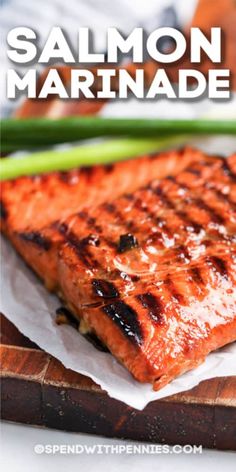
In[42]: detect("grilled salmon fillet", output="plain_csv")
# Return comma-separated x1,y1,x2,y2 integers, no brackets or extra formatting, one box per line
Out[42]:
1,148,205,290
58,154,236,389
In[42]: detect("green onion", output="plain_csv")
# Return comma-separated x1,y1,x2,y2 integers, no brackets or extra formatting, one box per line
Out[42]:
1,117,236,153
0,136,184,181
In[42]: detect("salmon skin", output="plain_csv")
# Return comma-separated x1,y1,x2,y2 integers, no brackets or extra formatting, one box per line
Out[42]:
1,148,205,290
58,154,236,389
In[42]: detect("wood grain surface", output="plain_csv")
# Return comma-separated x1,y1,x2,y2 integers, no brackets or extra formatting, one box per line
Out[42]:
1,314,236,450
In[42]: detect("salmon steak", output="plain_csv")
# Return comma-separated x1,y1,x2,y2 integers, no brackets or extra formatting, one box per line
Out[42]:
58,153,236,389
1,148,204,290
1,149,236,389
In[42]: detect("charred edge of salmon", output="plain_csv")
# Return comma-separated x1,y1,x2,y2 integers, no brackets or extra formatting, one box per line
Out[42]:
136,292,164,324
0,200,8,220
102,300,143,346
18,231,52,250
55,305,109,352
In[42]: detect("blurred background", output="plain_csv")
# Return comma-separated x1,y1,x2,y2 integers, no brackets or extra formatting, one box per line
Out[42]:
1,0,236,153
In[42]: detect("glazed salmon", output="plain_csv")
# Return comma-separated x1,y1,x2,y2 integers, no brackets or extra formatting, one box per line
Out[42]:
1,148,205,290
58,154,236,389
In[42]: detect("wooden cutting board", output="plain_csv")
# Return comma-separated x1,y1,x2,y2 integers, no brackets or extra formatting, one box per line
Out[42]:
1,314,236,450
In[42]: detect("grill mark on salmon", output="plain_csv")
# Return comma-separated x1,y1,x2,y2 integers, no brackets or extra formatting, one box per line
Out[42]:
80,166,110,181
205,185,236,209
102,202,136,232
124,191,190,247
209,256,229,279
221,159,236,181
185,167,201,176
102,301,143,346
173,210,203,234
171,172,226,202
174,244,191,263
137,292,164,324
77,211,103,234
164,276,186,305
61,212,117,250
92,279,120,299
0,200,8,220
190,266,204,285
19,231,52,250
192,198,225,225
128,195,175,241
173,160,236,211
76,211,117,247
165,171,236,213
60,225,101,269
149,181,230,243
149,184,206,235
152,186,175,209
154,180,225,228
